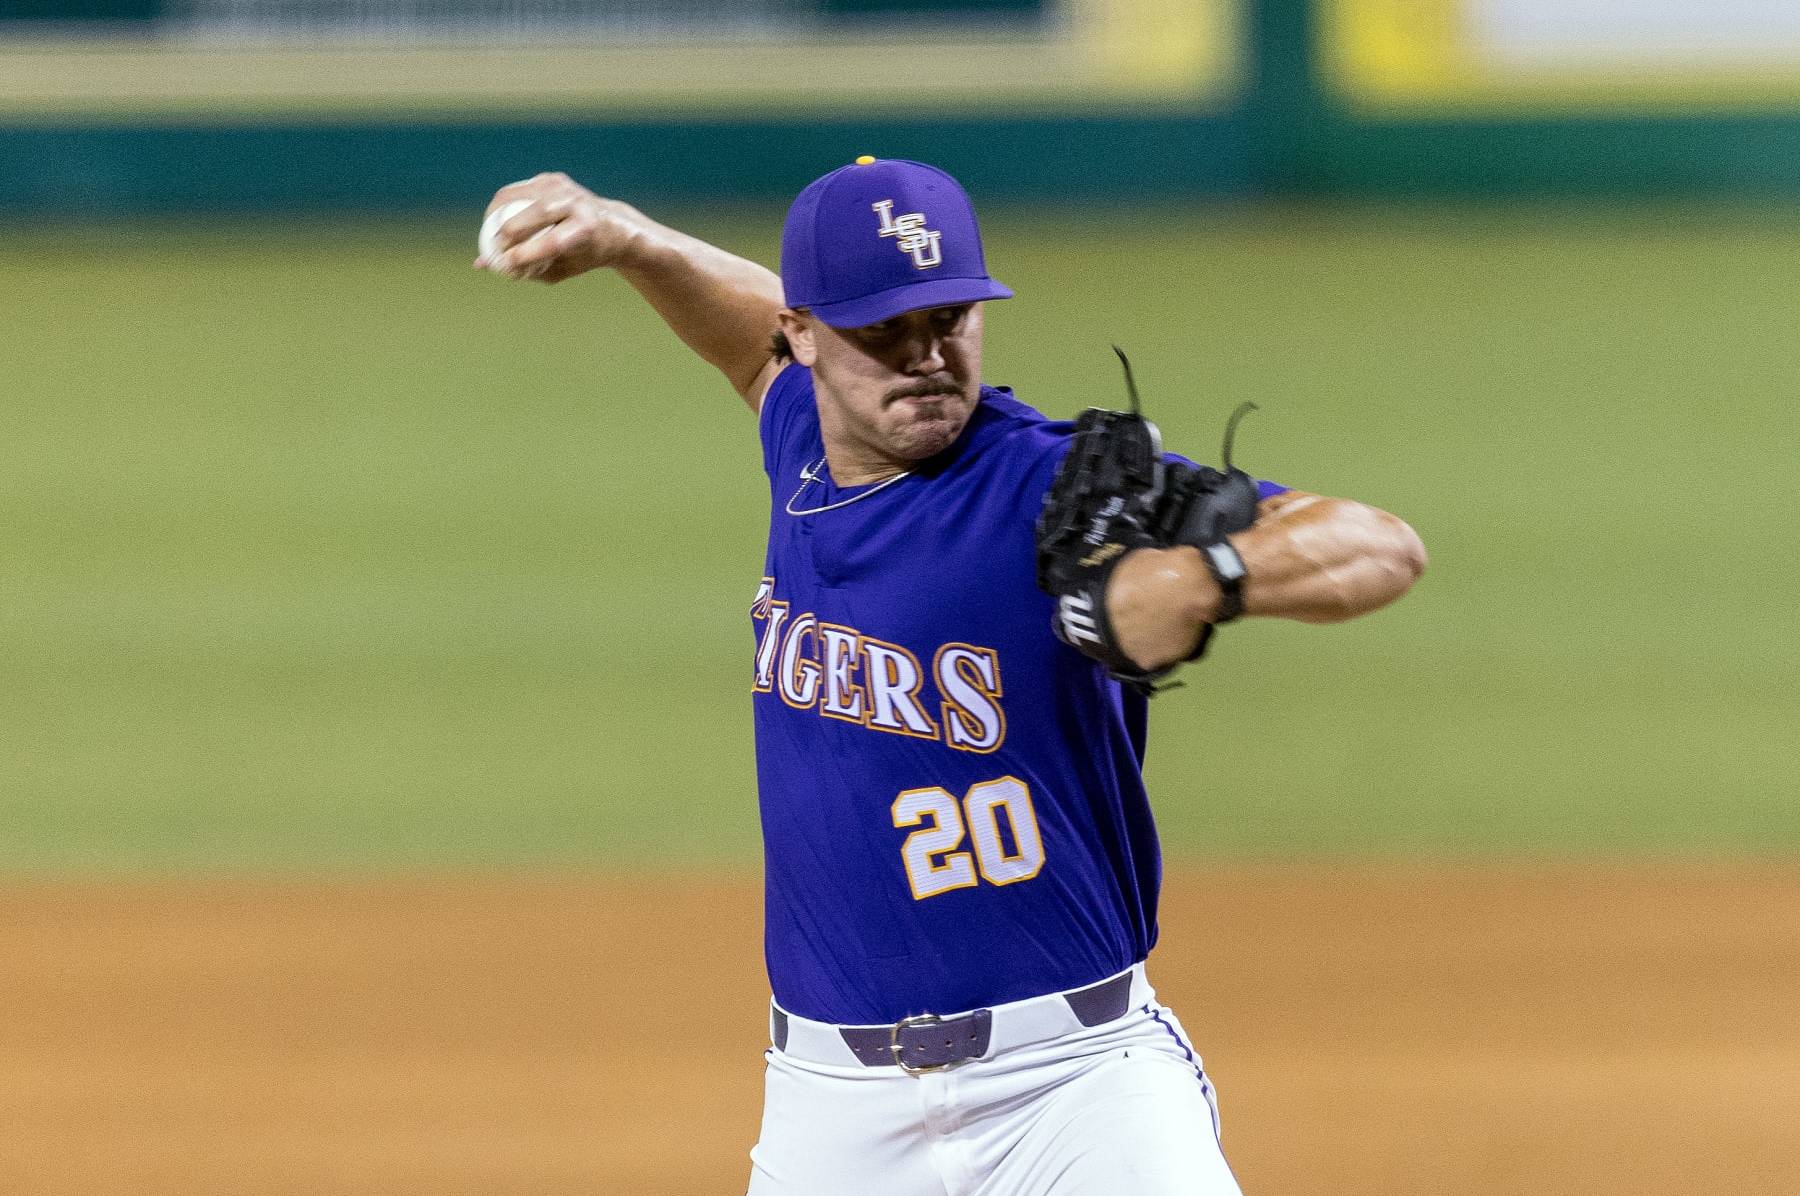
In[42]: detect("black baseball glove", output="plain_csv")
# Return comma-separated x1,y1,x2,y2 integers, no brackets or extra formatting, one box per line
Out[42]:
1035,348,1263,695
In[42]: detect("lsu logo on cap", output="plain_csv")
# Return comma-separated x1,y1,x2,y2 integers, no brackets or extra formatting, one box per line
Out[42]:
872,199,942,270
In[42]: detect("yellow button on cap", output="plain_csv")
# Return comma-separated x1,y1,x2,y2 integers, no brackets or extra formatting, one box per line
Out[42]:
855,155,876,165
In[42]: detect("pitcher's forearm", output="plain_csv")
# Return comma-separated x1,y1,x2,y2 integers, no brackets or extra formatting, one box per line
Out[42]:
613,211,786,399
1106,494,1427,670
1235,495,1426,623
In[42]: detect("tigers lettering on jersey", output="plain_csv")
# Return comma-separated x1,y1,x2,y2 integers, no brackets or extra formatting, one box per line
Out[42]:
752,576,1003,753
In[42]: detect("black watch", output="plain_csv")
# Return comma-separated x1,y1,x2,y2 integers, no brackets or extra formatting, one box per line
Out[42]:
1199,540,1247,624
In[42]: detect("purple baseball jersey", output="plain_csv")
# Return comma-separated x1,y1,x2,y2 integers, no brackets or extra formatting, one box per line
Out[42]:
752,363,1282,1025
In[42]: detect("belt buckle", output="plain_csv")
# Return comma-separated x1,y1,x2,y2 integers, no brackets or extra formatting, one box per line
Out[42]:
890,1012,948,1076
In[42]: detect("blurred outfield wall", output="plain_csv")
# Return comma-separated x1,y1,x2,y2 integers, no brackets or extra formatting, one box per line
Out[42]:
6,0,1800,210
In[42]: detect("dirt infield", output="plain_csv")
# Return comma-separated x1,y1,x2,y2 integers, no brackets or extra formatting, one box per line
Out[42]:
3,863,1795,1195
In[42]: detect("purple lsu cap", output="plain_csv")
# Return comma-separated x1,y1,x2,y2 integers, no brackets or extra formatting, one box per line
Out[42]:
780,156,1013,329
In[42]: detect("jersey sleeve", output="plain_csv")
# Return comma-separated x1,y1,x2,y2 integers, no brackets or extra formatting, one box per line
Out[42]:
989,413,1289,515
1164,450,1286,498
758,361,816,482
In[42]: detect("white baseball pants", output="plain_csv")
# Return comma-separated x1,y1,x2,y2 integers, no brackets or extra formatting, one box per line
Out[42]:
747,965,1242,1196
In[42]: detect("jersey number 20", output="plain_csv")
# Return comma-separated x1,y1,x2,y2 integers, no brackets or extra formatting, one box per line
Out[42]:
892,776,1045,900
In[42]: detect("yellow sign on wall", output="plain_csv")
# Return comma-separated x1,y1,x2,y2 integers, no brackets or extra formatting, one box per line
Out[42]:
0,0,1243,123
1321,0,1800,114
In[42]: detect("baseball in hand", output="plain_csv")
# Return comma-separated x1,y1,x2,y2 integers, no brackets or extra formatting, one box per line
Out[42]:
478,198,537,264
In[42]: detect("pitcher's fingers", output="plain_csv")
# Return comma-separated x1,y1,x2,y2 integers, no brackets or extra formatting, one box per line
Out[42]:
489,199,571,260
495,226,563,276
487,171,574,210
483,173,565,217
491,224,578,280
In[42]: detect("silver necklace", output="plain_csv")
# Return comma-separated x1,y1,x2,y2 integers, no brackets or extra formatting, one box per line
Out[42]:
784,455,912,516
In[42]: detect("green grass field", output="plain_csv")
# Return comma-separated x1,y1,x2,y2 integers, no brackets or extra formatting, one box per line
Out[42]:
4,204,1796,871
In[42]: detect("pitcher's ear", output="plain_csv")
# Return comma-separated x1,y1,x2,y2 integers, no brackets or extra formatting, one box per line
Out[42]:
777,308,818,367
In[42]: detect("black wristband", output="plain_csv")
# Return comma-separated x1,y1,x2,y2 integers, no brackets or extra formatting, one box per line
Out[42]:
1200,540,1247,624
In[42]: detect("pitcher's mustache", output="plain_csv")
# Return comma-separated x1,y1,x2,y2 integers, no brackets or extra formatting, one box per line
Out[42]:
889,375,961,400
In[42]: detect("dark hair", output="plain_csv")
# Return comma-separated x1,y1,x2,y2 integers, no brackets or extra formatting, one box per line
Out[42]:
771,329,794,362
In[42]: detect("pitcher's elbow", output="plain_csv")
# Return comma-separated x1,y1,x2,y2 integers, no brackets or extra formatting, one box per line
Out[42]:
1391,516,1427,587
1340,512,1426,620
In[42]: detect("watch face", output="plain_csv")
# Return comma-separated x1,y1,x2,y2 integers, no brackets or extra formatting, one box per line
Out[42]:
1206,542,1247,582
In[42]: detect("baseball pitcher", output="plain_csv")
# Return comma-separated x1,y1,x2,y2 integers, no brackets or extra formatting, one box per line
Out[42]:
477,157,1426,1195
